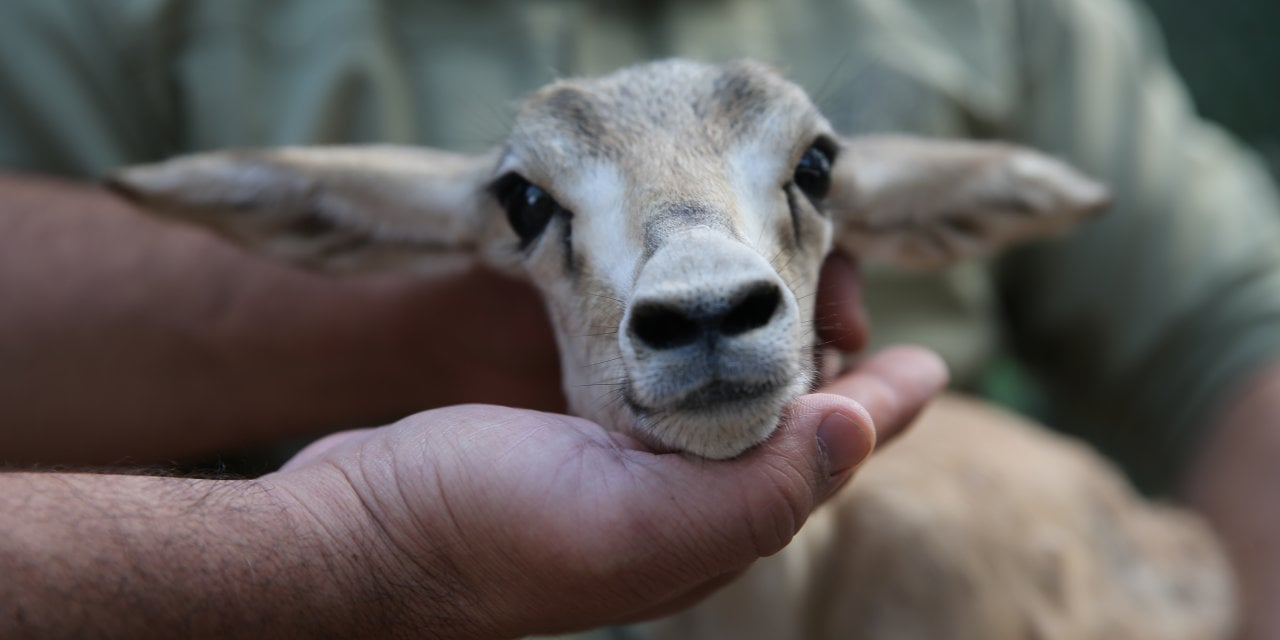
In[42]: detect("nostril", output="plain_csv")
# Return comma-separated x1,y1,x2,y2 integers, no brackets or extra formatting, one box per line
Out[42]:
721,282,782,337
629,281,784,350
630,303,703,350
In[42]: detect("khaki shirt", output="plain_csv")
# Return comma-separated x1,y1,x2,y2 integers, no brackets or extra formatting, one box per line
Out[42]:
3,0,1280,495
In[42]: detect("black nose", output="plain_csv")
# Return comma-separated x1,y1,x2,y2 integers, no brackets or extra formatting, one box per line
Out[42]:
629,281,782,350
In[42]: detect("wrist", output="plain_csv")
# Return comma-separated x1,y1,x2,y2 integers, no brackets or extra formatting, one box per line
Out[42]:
263,462,493,639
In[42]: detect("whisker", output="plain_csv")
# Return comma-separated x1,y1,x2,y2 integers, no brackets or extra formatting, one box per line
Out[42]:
770,246,789,268
811,51,855,116
588,385,633,423
775,248,800,276
587,356,624,367
581,372,629,384
587,293,627,307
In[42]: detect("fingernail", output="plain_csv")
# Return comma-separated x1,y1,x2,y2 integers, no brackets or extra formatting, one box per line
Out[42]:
816,411,870,476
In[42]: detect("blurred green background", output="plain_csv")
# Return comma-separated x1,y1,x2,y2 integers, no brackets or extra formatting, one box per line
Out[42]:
1143,0,1280,177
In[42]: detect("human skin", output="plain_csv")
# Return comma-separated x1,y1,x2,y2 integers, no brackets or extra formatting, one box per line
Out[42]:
1186,363,1280,640
0,349,946,639
0,171,563,464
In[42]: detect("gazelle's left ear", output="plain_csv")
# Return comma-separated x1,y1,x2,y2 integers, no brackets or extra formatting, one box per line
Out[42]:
826,135,1110,269
109,145,502,274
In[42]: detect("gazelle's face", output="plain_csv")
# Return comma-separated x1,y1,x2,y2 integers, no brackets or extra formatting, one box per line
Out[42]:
491,61,837,457
112,58,1107,460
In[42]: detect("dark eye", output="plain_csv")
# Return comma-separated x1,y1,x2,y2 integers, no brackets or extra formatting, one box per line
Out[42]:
793,142,835,201
491,173,568,248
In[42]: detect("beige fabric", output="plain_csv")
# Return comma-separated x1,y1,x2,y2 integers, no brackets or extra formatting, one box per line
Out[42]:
1,1,1271,637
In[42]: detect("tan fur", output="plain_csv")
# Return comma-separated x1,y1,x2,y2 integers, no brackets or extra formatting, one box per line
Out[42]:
111,59,1233,638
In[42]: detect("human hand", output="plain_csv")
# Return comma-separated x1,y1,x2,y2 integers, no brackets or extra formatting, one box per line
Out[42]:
266,346,946,639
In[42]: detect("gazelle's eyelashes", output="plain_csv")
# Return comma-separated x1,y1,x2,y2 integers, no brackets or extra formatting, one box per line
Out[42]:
491,173,571,249
792,138,838,202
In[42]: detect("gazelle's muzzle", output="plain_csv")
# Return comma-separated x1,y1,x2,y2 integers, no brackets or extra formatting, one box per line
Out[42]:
618,227,809,458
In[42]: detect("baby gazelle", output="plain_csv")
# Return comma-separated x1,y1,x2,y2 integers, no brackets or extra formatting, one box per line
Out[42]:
113,59,1234,638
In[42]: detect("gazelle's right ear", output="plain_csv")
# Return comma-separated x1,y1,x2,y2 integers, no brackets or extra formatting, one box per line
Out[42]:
826,136,1110,269
109,146,503,274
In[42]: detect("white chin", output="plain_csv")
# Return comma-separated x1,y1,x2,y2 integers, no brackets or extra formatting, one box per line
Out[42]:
636,391,796,459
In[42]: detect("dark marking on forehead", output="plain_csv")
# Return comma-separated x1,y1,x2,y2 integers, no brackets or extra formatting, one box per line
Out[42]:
712,66,772,134
540,87,621,160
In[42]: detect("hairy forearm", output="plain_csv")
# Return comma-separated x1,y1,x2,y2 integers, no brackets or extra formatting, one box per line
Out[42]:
1186,361,1280,640
0,472,404,639
0,171,560,464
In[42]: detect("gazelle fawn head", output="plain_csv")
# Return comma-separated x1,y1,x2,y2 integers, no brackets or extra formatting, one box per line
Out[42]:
491,60,838,456
112,59,1108,458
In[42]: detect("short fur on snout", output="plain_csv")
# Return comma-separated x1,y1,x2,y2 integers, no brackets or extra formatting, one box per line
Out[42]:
111,59,1108,459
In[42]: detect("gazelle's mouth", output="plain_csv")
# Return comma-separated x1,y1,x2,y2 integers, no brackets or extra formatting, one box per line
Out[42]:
609,225,812,458
674,379,785,411
619,368,807,459
613,339,816,460
623,378,786,417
